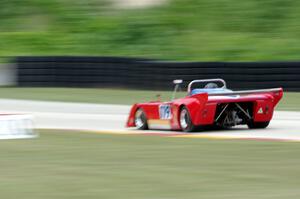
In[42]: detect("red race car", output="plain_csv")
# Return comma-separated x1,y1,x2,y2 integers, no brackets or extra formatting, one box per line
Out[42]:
126,79,283,132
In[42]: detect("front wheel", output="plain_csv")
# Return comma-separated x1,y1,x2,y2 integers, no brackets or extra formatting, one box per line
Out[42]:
179,107,196,132
134,109,148,130
247,121,270,129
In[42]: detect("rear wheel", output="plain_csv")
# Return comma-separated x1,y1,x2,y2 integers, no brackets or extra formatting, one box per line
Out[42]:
247,121,270,129
179,107,196,132
134,109,148,130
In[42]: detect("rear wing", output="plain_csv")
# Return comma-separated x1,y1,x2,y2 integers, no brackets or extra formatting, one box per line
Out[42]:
209,87,283,107
208,88,282,96
187,79,283,105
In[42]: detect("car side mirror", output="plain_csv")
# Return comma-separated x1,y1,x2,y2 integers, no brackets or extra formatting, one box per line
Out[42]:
172,79,183,100
173,79,183,84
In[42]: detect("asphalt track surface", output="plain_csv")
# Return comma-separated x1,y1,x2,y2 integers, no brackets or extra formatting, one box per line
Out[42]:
1,99,300,141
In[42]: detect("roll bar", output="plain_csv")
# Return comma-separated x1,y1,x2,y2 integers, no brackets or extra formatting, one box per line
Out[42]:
187,79,226,93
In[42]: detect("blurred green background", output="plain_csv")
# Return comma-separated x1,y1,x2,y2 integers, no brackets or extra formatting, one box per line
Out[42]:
1,0,300,61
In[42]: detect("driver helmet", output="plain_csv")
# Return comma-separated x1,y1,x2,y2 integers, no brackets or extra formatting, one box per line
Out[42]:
204,82,218,89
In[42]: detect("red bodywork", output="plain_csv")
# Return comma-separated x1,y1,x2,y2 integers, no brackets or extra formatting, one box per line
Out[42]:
126,88,283,130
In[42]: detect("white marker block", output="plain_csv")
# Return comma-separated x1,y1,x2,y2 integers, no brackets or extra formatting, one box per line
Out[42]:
0,114,37,139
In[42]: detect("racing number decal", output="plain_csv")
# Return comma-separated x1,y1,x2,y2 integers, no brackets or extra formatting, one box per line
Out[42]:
159,104,172,119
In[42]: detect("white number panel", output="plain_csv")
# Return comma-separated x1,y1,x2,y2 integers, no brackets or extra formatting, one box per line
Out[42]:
159,104,172,119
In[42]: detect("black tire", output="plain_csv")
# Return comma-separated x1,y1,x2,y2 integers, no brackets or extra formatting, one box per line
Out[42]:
179,107,196,132
134,109,148,130
247,121,270,129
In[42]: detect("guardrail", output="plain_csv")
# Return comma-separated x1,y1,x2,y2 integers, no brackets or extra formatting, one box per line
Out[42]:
16,56,300,91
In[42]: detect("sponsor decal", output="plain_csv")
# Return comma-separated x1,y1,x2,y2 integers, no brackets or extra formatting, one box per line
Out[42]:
148,119,171,130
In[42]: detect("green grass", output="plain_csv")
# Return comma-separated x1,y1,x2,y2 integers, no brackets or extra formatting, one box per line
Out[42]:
0,87,181,104
278,92,300,111
1,0,300,61
0,87,298,111
0,130,299,199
